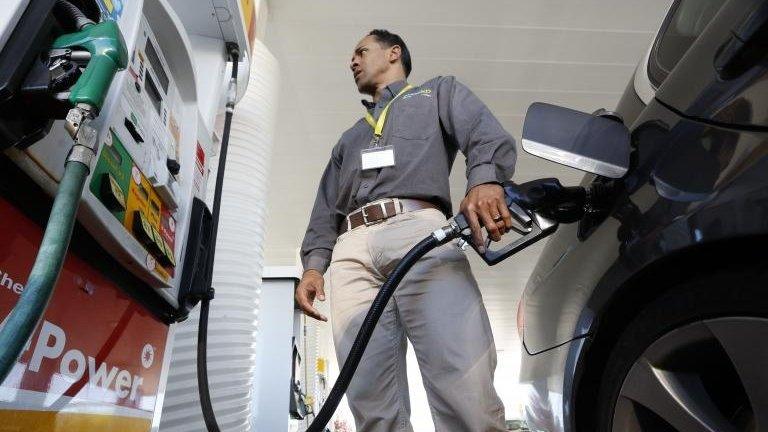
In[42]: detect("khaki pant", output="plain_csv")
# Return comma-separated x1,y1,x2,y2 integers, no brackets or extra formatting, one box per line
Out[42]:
329,208,506,432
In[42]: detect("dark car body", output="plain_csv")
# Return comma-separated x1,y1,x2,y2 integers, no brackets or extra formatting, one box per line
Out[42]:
519,0,768,430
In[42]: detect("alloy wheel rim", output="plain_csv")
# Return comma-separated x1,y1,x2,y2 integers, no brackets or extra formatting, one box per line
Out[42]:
611,317,768,432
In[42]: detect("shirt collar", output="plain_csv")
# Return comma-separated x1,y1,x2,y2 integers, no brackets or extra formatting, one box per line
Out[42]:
360,79,409,110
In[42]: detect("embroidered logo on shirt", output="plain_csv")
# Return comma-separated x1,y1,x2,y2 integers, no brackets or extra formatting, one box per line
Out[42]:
401,89,433,100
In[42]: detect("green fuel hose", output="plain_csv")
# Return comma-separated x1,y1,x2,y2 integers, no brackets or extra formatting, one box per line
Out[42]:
0,160,89,383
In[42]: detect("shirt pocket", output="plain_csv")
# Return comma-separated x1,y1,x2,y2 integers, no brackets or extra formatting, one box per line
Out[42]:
391,96,439,140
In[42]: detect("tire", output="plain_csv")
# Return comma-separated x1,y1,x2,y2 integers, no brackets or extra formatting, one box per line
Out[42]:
594,269,768,432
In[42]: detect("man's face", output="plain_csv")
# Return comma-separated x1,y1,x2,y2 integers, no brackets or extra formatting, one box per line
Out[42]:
350,35,395,94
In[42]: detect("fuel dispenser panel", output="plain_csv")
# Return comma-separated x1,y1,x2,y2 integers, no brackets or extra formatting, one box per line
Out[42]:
19,6,214,308
77,13,196,304
86,17,184,286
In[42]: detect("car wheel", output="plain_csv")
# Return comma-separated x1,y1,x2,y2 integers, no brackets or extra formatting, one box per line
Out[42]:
595,270,768,432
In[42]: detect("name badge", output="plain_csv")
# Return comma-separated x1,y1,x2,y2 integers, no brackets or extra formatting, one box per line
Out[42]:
361,145,395,170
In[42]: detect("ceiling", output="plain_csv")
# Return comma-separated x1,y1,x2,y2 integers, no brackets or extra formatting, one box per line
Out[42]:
261,0,671,357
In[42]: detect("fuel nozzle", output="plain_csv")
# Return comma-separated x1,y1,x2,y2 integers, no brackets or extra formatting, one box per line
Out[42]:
505,178,587,223
51,20,128,114
450,178,587,265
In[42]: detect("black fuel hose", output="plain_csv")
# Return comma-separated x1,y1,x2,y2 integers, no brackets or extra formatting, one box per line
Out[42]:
307,226,458,432
54,0,96,30
197,294,218,432
197,43,240,432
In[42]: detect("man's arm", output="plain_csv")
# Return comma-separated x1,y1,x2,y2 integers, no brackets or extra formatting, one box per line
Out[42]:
296,147,343,321
437,76,517,250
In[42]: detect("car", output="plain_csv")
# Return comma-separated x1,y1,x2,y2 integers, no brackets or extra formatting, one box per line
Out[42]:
517,0,768,431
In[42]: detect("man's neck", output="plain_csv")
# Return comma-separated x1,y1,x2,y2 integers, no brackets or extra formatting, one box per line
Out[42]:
372,76,407,102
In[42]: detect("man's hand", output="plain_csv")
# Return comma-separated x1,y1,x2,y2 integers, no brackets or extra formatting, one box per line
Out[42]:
459,183,513,252
296,269,328,322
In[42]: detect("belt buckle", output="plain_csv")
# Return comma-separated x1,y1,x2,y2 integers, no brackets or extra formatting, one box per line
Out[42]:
362,201,387,226
362,204,376,226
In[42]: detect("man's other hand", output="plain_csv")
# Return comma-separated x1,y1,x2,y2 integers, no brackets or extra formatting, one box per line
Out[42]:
459,183,513,252
296,269,328,321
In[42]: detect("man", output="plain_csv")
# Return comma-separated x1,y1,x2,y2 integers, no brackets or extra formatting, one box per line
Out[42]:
297,29,516,431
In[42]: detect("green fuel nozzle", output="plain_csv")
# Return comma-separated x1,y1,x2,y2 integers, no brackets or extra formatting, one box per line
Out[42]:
52,20,128,113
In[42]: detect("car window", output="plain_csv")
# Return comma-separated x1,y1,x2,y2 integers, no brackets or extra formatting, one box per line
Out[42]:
648,0,726,86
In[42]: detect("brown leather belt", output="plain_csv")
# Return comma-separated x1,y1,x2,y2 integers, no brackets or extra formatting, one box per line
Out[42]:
340,198,440,234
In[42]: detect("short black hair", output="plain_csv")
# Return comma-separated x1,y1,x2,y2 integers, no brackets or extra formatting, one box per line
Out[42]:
368,29,412,77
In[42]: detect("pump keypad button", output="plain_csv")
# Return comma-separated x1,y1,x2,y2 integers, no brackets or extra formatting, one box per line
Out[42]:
132,211,162,255
100,174,126,211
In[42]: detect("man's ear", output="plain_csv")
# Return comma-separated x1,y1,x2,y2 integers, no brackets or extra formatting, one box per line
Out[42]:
388,45,402,64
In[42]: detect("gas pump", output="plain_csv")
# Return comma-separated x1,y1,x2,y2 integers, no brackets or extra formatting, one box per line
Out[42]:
0,0,257,430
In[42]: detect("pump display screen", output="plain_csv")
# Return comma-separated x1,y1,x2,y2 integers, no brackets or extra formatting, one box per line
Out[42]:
145,39,169,94
144,73,162,116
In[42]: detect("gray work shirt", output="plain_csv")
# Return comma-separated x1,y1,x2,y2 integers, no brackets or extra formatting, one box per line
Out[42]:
301,76,517,273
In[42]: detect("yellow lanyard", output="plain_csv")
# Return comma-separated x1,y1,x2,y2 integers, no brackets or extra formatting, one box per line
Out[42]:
364,84,413,141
